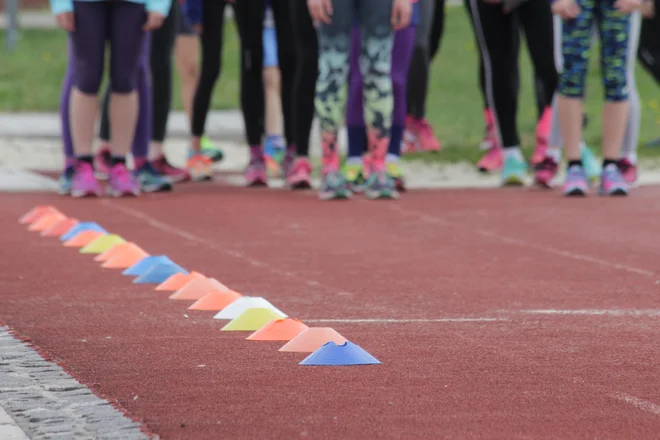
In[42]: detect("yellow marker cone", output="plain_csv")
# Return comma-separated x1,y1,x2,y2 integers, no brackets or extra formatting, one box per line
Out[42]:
80,234,126,254
221,308,283,332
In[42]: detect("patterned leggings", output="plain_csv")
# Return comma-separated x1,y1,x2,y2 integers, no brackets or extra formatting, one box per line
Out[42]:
558,0,633,101
314,0,394,160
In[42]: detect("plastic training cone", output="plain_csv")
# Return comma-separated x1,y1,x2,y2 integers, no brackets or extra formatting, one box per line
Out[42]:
299,341,381,366
102,244,149,269
169,277,228,301
42,217,78,237
94,241,131,262
133,263,187,284
28,212,66,232
247,318,308,341
221,308,284,332
188,289,242,311
60,222,107,241
19,205,61,225
213,296,287,320
63,230,106,248
123,255,175,276
155,271,205,292
279,327,347,353
80,234,126,254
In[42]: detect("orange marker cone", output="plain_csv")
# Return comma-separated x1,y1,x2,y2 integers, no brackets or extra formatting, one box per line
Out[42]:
19,205,61,225
63,230,105,248
155,271,205,292
247,318,308,341
95,242,132,262
188,289,242,311
102,244,149,269
169,278,229,301
28,212,67,232
42,217,78,237
278,327,347,353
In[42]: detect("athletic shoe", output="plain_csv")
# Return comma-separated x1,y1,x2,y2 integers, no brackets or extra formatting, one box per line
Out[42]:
264,135,285,177
534,157,558,188
477,146,503,173
135,162,173,193
152,155,190,183
364,171,398,199
245,147,268,187
563,165,589,196
108,163,140,197
185,154,214,182
386,161,406,192
600,163,628,196
581,143,601,182
404,116,441,153
200,136,224,162
617,158,637,186
500,154,527,186
402,118,418,155
531,107,552,166
58,165,75,195
319,171,352,200
343,162,367,192
286,157,312,189
71,162,103,198
95,146,112,180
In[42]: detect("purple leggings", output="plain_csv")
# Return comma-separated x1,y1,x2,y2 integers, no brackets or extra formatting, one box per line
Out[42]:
346,25,416,155
60,35,151,161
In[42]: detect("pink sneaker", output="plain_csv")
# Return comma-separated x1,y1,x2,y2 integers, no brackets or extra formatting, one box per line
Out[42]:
95,145,112,180
71,162,103,198
534,157,558,188
415,118,441,152
477,146,503,173
617,158,638,186
532,107,552,165
245,146,268,187
152,155,190,183
286,157,312,189
107,163,140,197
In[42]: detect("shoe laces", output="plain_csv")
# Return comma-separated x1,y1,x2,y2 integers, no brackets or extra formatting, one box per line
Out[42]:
535,157,557,171
603,164,624,183
111,164,133,184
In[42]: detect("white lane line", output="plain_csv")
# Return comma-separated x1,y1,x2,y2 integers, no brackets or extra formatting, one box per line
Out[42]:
388,205,655,278
305,318,505,323
521,309,660,317
612,393,660,416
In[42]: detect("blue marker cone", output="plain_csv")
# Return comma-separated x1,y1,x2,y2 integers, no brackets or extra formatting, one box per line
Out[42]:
133,263,188,284
299,341,381,366
60,222,107,242
122,255,175,277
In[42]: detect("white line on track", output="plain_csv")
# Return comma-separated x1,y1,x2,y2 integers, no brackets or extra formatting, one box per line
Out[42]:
612,393,660,416
386,205,655,277
305,318,505,323
521,309,660,317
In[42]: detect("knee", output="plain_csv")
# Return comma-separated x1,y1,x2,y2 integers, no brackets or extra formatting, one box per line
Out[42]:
603,69,629,101
558,61,587,98
263,67,281,90
200,59,221,83
75,63,103,95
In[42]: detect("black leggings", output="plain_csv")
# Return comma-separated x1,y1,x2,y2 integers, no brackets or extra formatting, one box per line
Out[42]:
290,0,318,156
466,0,556,148
191,0,228,138
100,0,177,144
232,0,295,147
638,10,660,86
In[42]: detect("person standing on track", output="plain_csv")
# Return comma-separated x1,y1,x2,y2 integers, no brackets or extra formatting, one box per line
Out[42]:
638,0,660,146
554,0,642,197
308,0,412,200
51,0,170,197
344,0,420,194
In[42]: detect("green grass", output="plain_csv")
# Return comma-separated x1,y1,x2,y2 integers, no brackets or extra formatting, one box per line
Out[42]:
1,7,660,163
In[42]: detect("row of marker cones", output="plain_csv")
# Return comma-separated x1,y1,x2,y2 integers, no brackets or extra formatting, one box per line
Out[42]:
19,205,381,366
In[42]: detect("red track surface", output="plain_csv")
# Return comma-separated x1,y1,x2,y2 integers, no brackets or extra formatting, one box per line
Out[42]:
2,184,660,439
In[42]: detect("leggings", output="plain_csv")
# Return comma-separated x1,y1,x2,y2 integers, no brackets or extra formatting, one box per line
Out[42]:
290,0,318,157
191,0,228,138
60,31,151,160
315,0,394,153
638,9,660,86
70,1,146,95
347,25,416,157
467,0,556,148
549,12,641,158
100,0,177,145
232,0,295,147
407,0,438,119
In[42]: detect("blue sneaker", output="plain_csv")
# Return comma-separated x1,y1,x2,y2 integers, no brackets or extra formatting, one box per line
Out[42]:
264,135,285,177
580,143,601,182
563,165,589,196
319,171,352,200
600,163,628,196
134,162,173,193
501,153,527,186
58,165,75,195
364,171,399,200
200,136,224,162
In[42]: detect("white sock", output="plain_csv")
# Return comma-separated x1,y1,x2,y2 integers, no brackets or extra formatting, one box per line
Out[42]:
625,152,637,164
386,154,399,163
546,147,561,163
347,156,362,166
502,147,523,162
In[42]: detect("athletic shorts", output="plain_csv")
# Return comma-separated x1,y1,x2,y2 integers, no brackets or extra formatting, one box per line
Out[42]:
263,20,278,67
176,2,195,35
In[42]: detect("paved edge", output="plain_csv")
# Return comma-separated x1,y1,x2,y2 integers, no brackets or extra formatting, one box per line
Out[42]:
0,326,154,440
0,406,29,440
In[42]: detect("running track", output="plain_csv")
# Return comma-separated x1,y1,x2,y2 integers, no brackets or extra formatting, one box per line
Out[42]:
2,182,660,439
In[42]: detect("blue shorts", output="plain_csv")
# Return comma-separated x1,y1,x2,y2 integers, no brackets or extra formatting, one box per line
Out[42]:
263,27,278,67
